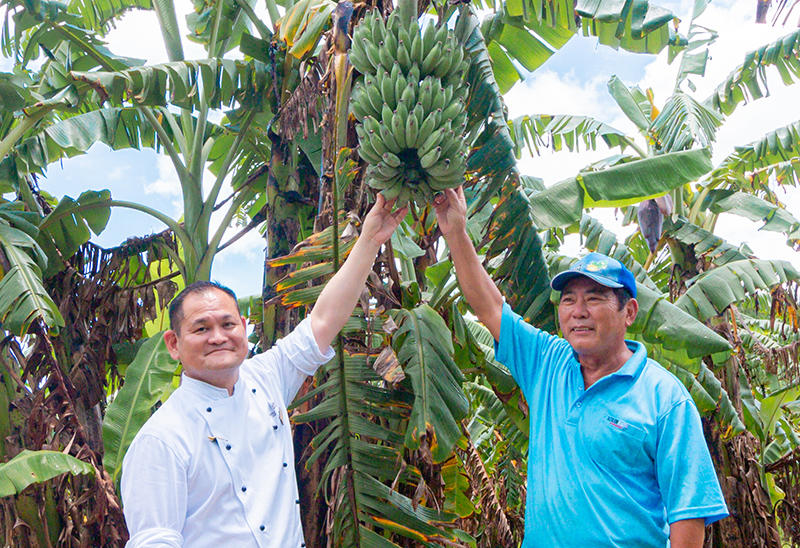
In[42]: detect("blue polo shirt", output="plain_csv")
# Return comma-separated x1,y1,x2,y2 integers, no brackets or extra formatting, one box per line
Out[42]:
496,303,728,547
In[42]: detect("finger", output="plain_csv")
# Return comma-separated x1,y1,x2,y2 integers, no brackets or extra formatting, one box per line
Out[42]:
374,193,386,209
432,192,446,206
391,206,409,222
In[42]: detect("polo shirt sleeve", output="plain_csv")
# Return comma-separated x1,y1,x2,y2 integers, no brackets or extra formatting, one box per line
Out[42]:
251,316,335,405
655,399,729,526
494,301,563,395
121,434,186,547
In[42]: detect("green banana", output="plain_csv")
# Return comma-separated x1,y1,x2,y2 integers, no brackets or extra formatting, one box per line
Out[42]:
379,122,402,153
421,43,441,74
415,111,438,148
381,181,404,200
405,112,419,149
399,82,415,106
363,38,382,70
419,145,442,169
409,30,422,63
382,151,402,168
380,72,396,108
391,110,407,149
434,47,454,78
397,40,412,71
381,104,394,125
417,126,445,157
365,80,384,114
421,22,436,59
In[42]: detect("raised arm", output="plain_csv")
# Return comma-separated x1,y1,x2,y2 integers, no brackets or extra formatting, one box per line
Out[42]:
309,194,407,350
433,186,503,341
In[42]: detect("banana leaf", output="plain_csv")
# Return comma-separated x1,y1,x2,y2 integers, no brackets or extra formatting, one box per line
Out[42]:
392,304,469,463
710,119,800,192
102,333,178,485
0,450,93,497
507,113,630,156
662,216,752,266
676,259,800,322
706,28,800,116
0,223,64,334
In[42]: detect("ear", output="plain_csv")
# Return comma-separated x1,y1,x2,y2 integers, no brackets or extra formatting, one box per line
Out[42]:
240,315,247,329
624,298,639,327
163,330,181,361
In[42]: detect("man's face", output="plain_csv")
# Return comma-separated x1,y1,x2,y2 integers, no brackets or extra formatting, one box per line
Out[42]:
163,289,248,386
557,277,637,358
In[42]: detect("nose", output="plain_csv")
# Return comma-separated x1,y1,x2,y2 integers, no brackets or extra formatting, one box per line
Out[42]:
207,326,227,344
569,298,589,318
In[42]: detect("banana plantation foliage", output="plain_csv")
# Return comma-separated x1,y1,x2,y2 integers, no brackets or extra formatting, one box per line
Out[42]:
0,0,799,544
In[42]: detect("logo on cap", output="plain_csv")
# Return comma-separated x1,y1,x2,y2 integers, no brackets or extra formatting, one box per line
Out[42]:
585,260,606,272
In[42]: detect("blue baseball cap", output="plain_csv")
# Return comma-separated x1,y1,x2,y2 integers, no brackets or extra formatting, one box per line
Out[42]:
550,252,637,298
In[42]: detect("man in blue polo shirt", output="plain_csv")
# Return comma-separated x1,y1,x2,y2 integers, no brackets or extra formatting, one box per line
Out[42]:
433,187,728,547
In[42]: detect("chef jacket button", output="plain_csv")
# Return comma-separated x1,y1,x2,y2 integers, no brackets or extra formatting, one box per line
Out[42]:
273,425,278,430
295,499,300,504
283,462,288,468
301,543,306,547
252,388,256,394
226,444,231,450
241,486,247,492
259,525,265,531
206,407,212,412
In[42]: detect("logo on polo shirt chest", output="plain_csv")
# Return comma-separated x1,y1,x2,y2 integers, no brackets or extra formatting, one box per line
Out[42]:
605,414,629,431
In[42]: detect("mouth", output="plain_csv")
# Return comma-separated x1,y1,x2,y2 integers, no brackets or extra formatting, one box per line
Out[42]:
570,327,594,334
206,348,233,355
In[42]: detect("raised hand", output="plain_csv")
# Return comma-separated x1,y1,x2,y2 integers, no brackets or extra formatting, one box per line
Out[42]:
361,193,409,246
432,186,467,238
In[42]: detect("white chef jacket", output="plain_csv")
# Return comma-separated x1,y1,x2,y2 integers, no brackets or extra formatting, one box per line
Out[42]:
121,317,334,548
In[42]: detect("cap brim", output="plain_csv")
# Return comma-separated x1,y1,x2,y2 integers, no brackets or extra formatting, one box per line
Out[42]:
550,270,625,292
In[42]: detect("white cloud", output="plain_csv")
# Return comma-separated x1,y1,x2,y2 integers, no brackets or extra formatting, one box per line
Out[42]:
105,3,208,64
143,155,183,222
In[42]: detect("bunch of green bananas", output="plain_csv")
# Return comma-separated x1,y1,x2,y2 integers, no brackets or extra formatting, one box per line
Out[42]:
349,1,469,206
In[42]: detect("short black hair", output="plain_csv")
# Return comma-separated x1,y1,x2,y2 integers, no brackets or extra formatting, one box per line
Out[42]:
168,281,238,333
612,287,633,310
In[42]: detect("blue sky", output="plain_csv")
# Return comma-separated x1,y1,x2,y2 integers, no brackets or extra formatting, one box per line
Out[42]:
18,0,800,298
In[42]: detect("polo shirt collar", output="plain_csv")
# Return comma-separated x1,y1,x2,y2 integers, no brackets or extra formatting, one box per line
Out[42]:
570,339,647,379
180,373,243,400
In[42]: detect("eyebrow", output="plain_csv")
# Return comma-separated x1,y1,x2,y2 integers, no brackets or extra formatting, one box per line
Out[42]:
188,314,238,327
561,286,610,296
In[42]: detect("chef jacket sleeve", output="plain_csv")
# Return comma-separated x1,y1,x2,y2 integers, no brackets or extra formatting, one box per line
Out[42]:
121,433,187,547
253,316,335,405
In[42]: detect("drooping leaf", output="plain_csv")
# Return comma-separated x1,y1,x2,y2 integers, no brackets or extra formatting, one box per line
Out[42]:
507,113,630,156
0,223,64,334
662,216,753,266
709,120,800,193
0,450,94,497
702,190,800,242
649,92,722,152
706,28,800,116
36,190,111,277
523,148,713,229
392,304,469,463
70,58,273,112
676,259,800,322
102,333,178,485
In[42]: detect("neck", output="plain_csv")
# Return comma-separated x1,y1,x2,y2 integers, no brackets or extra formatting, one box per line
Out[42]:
579,343,633,389
184,369,239,396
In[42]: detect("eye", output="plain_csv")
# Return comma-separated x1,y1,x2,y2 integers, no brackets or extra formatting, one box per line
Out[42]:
194,326,207,333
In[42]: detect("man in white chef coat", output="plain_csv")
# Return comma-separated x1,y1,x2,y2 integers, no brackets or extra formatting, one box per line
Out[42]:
120,195,407,548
